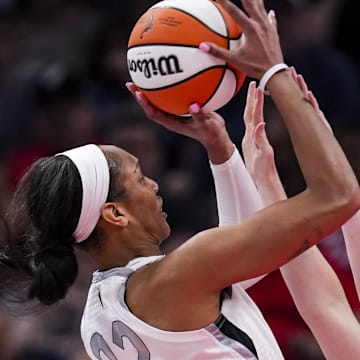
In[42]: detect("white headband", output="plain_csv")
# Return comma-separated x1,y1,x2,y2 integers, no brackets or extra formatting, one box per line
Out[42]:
57,144,110,243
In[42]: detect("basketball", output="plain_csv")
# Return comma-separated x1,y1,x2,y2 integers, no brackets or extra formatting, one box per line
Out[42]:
127,0,246,116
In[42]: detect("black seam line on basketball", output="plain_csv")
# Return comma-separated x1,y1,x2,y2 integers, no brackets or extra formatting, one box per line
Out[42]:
128,38,242,51
128,43,206,50
212,3,229,48
137,65,227,91
226,65,239,92
201,66,228,108
150,6,241,41
128,35,242,51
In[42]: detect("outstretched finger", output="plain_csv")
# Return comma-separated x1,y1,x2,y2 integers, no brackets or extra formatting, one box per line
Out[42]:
243,81,257,127
242,0,268,22
308,91,320,112
219,0,267,23
290,66,296,76
253,87,265,126
290,66,298,83
289,68,309,100
267,9,277,26
254,122,268,148
296,74,310,100
308,91,333,134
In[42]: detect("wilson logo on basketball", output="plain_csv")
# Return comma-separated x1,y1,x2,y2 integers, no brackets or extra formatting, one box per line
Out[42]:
128,55,184,78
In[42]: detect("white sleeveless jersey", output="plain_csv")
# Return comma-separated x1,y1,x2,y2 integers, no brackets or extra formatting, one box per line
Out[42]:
81,256,284,360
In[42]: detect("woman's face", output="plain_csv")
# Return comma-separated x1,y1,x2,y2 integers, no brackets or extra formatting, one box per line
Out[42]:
102,145,170,244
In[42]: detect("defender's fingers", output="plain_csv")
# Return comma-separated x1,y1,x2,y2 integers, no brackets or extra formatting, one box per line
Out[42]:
253,87,264,126
308,91,320,112
290,66,297,82
243,81,257,127
308,91,333,134
290,67,304,88
289,68,309,100
296,74,309,99
254,122,272,151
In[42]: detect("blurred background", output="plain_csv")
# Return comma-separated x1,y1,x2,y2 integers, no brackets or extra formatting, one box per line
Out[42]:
0,0,358,359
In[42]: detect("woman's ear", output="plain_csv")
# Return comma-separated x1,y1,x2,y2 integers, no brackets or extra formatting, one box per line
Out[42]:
101,203,129,227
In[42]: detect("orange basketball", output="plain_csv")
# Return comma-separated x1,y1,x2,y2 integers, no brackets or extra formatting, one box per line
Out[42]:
127,0,246,116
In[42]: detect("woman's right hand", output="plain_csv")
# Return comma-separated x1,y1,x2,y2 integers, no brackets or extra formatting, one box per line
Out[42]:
200,0,284,79
126,81,234,163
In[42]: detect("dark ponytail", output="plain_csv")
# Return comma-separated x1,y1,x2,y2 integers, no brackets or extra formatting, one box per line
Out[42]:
28,239,77,305
1,155,82,308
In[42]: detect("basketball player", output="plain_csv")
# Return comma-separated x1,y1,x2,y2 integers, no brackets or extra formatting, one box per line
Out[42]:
241,70,360,360
0,0,358,359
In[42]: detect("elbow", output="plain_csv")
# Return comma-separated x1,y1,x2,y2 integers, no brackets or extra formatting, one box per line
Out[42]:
329,184,360,221
340,183,360,211
313,161,360,215
352,186,360,210
310,182,360,228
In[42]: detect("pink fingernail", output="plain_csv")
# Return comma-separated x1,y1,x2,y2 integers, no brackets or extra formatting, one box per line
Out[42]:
199,42,210,53
190,103,200,113
125,82,132,91
269,9,275,18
